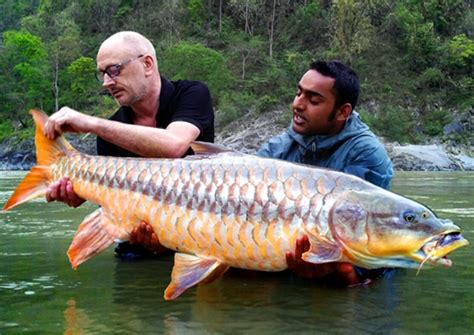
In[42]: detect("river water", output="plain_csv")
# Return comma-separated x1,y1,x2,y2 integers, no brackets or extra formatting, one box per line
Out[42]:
0,171,472,334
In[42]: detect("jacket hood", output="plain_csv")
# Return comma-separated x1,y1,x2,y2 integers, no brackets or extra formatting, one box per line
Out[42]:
287,111,369,152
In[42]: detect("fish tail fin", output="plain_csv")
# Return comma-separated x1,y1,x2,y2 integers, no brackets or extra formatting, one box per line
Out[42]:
2,109,75,212
2,166,51,211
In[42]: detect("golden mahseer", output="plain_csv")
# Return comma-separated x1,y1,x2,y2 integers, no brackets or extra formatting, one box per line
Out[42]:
3,109,468,300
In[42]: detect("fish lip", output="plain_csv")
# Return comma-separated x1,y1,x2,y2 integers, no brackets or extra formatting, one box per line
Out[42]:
413,231,469,267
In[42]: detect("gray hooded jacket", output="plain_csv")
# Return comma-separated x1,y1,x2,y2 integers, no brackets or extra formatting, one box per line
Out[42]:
257,111,393,189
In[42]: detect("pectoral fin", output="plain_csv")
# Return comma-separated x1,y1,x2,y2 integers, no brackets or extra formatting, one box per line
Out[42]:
67,208,115,269
164,253,229,300
302,235,343,264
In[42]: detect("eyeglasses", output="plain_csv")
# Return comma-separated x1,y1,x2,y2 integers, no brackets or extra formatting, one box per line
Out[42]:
96,54,144,82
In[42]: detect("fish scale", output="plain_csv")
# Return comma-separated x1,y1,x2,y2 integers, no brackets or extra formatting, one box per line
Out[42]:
52,152,301,267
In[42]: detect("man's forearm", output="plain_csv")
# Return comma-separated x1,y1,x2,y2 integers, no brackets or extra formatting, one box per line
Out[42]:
91,118,198,158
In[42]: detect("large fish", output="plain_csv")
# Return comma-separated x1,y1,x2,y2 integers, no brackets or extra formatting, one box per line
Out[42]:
3,109,469,300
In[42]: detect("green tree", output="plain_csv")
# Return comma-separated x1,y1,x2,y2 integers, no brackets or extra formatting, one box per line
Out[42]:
226,32,265,80
329,0,375,66
418,0,467,36
0,30,50,126
0,0,39,31
444,34,474,70
121,0,185,48
161,42,233,100
64,56,100,109
21,3,83,111
442,34,474,108
70,0,122,46
228,0,264,36
187,0,206,28
278,1,330,52
391,1,441,70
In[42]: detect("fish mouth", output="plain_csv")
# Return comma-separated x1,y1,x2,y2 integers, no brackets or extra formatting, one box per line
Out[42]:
414,231,469,268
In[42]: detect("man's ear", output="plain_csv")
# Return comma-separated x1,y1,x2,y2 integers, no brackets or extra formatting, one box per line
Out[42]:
143,54,155,76
335,103,352,121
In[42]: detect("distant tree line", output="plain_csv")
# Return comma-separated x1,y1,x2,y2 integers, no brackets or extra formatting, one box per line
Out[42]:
0,0,472,144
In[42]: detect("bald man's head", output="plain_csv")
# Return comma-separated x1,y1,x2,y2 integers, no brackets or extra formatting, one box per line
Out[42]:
99,31,158,69
96,31,161,107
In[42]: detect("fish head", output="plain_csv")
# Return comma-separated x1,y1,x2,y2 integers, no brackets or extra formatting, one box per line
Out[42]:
329,190,469,269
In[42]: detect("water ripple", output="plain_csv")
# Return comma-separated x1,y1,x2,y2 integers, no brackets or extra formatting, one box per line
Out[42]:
0,322,20,330
0,275,65,292
438,208,474,217
0,252,39,256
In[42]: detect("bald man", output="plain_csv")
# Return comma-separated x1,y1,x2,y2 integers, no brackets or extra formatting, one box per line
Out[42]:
44,31,214,257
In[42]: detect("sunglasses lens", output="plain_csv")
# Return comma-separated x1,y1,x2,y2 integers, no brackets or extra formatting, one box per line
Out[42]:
107,65,121,78
96,56,139,82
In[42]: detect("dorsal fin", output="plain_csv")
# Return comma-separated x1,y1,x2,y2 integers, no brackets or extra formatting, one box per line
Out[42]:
190,141,235,155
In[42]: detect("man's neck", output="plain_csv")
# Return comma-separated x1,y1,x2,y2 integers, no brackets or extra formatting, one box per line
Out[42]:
130,76,161,126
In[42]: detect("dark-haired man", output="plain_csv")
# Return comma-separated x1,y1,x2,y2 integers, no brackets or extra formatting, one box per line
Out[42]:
258,60,393,284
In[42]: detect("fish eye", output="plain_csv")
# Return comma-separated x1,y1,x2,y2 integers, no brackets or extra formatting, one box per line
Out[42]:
421,211,430,219
403,211,416,223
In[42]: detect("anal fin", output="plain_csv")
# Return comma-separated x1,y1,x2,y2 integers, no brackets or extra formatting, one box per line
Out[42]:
67,208,115,269
164,253,229,300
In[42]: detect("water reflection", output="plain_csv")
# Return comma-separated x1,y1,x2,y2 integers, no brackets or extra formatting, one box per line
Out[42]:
108,256,407,334
64,299,91,335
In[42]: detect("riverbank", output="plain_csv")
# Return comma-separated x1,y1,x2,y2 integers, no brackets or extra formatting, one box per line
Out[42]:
1,110,473,171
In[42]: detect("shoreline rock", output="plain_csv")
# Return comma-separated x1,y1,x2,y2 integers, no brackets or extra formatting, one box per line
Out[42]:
387,144,473,171
0,133,97,171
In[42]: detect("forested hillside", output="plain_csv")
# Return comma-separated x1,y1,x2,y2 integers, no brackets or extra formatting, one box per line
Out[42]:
1,0,473,145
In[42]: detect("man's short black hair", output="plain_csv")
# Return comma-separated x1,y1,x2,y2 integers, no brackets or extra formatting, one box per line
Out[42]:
309,60,359,110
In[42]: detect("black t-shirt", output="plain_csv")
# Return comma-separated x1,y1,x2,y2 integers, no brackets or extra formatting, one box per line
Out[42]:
97,76,214,157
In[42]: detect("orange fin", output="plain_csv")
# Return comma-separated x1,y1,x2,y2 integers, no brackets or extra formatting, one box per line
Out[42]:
190,141,237,155
3,166,50,211
67,208,114,269
30,108,75,166
164,253,229,300
3,109,75,212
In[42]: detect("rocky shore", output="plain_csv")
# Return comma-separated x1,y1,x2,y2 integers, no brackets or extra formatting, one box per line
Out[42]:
0,133,96,171
1,110,473,171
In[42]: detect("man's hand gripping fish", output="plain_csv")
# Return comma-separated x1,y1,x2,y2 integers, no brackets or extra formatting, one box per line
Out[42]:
2,110,469,300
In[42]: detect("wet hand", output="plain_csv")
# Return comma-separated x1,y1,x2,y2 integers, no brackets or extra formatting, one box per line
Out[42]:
46,177,85,208
44,107,92,139
129,221,167,253
286,235,362,286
